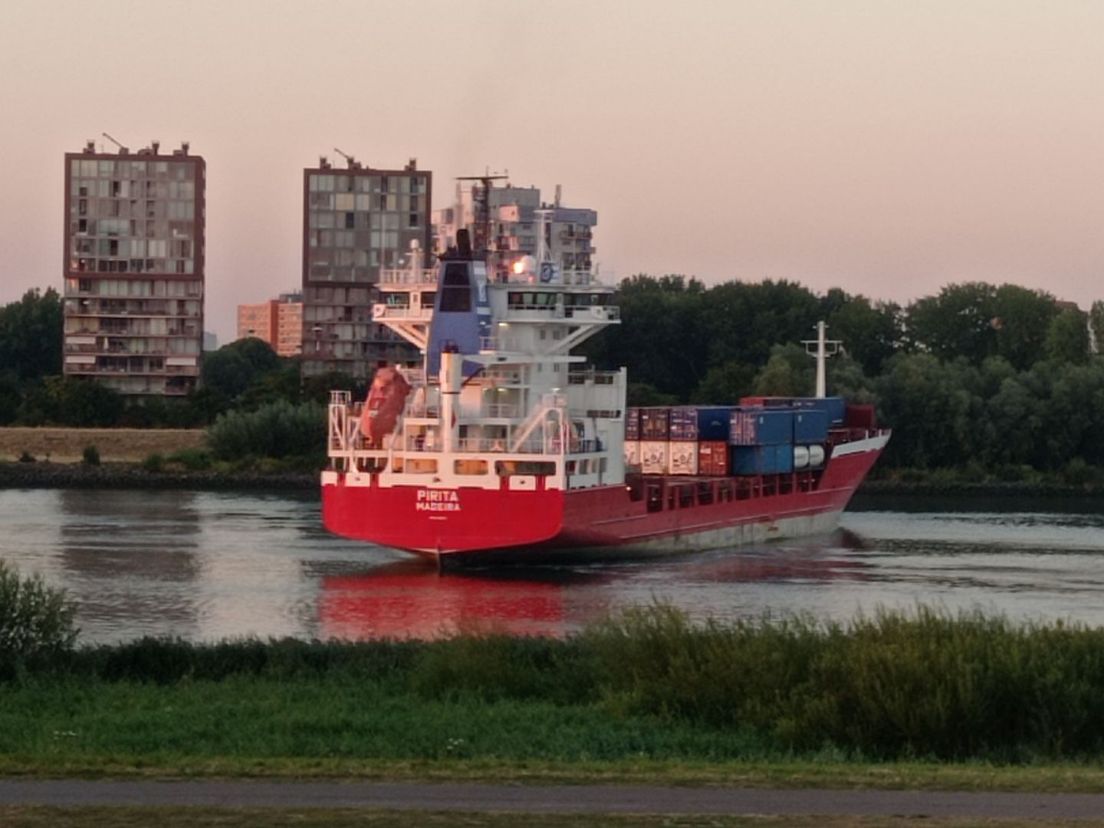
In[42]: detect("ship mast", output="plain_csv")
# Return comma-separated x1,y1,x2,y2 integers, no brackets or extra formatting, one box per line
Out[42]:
803,321,841,399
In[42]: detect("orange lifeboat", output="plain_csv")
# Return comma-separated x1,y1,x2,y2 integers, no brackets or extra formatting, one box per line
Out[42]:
360,366,411,447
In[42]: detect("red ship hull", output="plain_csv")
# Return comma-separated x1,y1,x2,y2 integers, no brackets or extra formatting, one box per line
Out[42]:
322,432,888,565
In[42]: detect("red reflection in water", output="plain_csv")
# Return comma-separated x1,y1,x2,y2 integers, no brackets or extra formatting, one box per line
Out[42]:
320,565,573,640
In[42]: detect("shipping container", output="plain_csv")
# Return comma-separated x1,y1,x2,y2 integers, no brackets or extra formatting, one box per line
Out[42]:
639,440,668,474
823,397,846,424
730,444,795,476
696,407,731,441
624,440,640,467
625,408,641,441
793,409,829,443
729,408,794,446
845,404,877,429
668,441,698,475
639,407,671,440
669,407,699,441
697,440,729,475
740,396,793,408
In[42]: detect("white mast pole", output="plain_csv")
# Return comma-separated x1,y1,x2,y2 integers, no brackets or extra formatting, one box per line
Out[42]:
815,321,827,399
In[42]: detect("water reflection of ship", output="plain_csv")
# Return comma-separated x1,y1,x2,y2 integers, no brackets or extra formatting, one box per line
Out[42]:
319,561,611,641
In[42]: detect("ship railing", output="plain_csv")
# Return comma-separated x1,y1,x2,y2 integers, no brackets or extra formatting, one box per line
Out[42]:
483,367,523,384
563,305,620,321
567,369,620,385
481,402,521,418
371,304,433,320
397,367,427,385
479,335,524,352
379,268,437,286
566,438,604,454
456,437,540,454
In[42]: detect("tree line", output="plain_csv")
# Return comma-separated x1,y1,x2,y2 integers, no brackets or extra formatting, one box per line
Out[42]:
3,279,1103,478
580,276,1104,479
0,288,347,430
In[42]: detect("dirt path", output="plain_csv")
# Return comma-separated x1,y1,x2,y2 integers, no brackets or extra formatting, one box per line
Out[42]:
3,780,1104,818
0,427,204,463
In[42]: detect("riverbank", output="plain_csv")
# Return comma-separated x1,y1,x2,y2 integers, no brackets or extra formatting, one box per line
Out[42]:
0,427,205,464
0,460,314,491
6,608,1104,782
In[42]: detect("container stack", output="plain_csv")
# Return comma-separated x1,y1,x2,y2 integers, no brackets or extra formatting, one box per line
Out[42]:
639,407,670,474
696,407,730,475
624,407,641,467
667,407,699,474
625,402,833,478
729,408,794,475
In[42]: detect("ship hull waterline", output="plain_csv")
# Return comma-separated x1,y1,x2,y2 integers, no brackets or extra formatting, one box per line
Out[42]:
322,433,888,566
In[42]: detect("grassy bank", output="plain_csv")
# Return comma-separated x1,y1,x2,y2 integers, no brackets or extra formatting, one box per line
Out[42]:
8,608,1104,786
4,809,1084,828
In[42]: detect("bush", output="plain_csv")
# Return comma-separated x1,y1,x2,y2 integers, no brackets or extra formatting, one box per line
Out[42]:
0,561,78,671
206,400,326,463
82,445,100,466
17,451,34,463
141,453,165,472
167,448,212,471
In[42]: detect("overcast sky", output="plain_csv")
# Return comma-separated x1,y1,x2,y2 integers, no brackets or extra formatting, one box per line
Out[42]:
2,0,1101,342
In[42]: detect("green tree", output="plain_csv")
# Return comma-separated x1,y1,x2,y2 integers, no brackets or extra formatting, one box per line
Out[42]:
0,288,63,381
201,338,282,401
991,284,1059,370
1044,308,1090,364
826,295,901,375
17,376,123,427
906,282,999,363
690,361,756,405
753,344,813,396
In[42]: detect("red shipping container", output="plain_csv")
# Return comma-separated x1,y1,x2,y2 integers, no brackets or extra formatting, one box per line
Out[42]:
697,441,729,475
845,404,877,429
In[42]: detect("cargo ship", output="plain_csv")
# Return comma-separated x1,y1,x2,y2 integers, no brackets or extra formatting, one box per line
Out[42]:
322,228,889,566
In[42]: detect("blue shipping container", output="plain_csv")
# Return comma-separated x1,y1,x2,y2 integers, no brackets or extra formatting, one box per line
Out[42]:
729,408,794,446
696,407,731,441
730,444,795,475
821,396,846,425
792,396,847,425
669,406,699,441
793,409,829,443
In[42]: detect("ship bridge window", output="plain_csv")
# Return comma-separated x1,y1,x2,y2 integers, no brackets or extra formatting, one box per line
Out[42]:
439,264,472,312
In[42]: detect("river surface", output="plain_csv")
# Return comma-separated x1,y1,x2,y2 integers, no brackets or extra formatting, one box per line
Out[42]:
3,488,1104,643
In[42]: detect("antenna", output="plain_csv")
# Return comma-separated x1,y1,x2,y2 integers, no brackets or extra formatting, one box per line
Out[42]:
333,148,360,169
456,171,509,258
101,132,128,154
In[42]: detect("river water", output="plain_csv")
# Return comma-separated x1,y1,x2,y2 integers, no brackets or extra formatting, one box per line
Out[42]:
3,488,1104,644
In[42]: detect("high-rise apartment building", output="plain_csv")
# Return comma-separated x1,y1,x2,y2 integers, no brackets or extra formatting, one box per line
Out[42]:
62,140,205,396
237,291,303,357
433,182,596,281
301,155,431,379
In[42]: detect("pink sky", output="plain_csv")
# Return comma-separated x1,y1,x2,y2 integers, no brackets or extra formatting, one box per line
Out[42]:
2,0,1101,342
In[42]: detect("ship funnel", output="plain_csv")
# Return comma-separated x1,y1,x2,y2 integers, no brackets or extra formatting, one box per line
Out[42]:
456,229,472,258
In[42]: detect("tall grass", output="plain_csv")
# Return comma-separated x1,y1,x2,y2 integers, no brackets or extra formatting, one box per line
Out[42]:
10,605,1104,762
